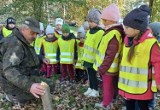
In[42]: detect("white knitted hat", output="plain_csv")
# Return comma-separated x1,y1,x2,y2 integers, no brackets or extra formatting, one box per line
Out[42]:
55,18,63,25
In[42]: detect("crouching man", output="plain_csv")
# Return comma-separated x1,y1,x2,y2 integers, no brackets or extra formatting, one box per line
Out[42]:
0,17,55,104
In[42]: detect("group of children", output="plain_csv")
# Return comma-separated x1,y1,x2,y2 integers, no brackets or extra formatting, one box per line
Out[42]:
34,18,89,84
81,3,160,110
34,3,160,110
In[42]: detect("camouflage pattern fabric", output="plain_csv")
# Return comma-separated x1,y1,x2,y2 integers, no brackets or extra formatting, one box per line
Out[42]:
0,28,55,103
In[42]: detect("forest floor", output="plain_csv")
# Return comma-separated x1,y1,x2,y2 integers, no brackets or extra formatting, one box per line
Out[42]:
0,74,160,110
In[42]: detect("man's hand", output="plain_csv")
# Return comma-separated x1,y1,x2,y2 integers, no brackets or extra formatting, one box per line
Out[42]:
30,83,45,98
43,58,50,64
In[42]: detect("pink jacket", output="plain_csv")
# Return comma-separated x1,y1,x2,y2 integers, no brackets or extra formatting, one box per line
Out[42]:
119,29,160,100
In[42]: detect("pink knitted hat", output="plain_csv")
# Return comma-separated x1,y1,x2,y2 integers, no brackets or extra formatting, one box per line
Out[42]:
101,4,121,22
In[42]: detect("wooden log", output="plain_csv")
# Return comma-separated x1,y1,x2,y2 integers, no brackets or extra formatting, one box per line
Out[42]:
41,82,53,110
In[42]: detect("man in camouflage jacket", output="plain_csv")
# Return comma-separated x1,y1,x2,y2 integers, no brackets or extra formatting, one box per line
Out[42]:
0,17,54,103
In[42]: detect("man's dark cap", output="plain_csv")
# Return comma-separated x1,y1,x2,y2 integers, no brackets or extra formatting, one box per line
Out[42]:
23,17,40,33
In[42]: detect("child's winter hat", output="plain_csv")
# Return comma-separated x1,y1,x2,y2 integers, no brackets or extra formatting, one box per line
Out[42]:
55,18,63,25
83,21,89,30
79,31,86,38
46,25,54,35
87,8,101,24
149,22,160,39
62,23,70,33
123,5,150,32
39,22,44,31
77,26,85,33
77,26,86,38
101,3,121,22
6,17,16,24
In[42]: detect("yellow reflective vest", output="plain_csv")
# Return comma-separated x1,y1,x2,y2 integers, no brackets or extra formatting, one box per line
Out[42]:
75,39,85,70
82,29,104,63
55,31,62,39
93,30,122,73
42,39,58,64
118,37,157,94
34,36,45,54
2,27,12,37
58,38,75,64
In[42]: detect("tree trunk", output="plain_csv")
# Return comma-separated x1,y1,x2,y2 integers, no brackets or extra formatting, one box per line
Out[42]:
32,0,44,21
149,0,154,14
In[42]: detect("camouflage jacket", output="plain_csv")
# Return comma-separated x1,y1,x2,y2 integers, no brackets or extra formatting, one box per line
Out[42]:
0,28,41,94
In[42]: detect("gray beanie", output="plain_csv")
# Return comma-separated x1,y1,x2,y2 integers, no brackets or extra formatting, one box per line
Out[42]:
77,26,85,33
149,22,160,39
83,21,89,30
77,26,86,38
46,25,54,35
87,8,101,24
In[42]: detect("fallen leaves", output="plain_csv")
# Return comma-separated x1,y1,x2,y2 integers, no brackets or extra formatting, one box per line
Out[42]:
1,74,160,110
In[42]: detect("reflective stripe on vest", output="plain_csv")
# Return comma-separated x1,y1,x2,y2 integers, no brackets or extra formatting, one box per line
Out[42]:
49,59,57,62
84,45,97,53
61,58,73,62
82,29,104,63
75,63,82,67
151,67,157,92
60,52,74,62
43,39,58,64
75,61,85,70
121,66,148,75
83,53,95,60
119,77,147,88
61,52,74,56
94,53,119,68
93,30,122,73
2,27,12,37
45,53,57,57
118,37,157,94
58,38,75,64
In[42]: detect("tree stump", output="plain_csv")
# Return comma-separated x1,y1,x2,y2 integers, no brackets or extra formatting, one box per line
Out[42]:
41,82,53,110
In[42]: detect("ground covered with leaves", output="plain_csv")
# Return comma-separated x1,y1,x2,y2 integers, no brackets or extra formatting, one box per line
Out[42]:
0,74,160,110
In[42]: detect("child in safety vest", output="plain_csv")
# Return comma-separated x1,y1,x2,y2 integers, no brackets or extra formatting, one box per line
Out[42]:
82,8,104,97
54,18,63,74
118,5,160,110
0,17,16,40
93,4,125,109
57,23,77,84
148,22,160,110
75,26,88,84
54,18,63,39
40,25,58,78
34,22,45,55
